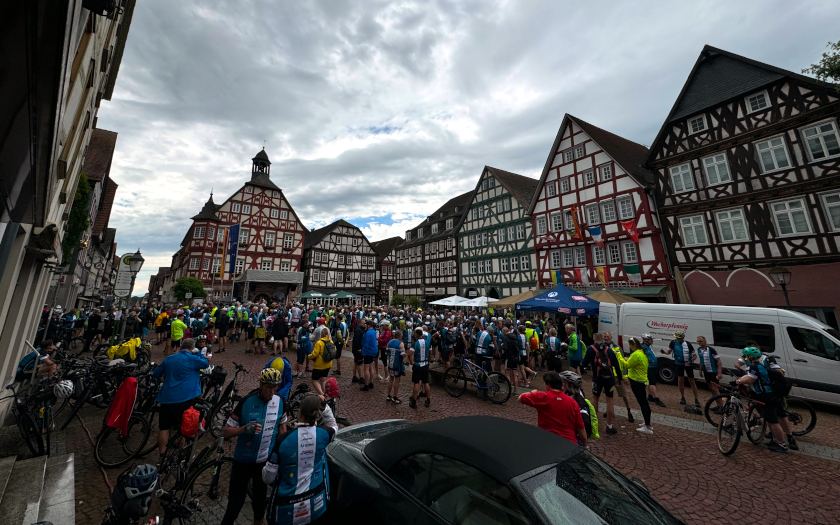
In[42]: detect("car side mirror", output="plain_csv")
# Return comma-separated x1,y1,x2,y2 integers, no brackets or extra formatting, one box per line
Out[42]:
630,477,649,493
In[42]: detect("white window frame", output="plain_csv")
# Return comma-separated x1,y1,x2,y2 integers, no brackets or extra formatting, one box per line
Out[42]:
702,153,732,186
583,170,595,186
272,190,279,198
265,232,275,247
820,191,840,232
261,260,272,271
564,210,574,231
235,258,244,274
592,245,605,266
405,231,411,241
715,208,750,243
232,203,241,213
621,241,638,264
800,119,840,162
574,247,586,267
516,224,525,240
550,212,563,232
432,223,439,234
560,177,570,193
336,271,343,282
314,251,321,263
607,243,621,265
550,250,561,269
754,135,792,173
417,228,424,238
574,145,584,159
281,261,290,271
212,257,221,273
239,228,249,245
193,226,205,239
585,204,600,226
679,215,709,247
500,257,509,272
270,209,279,218
510,257,519,271
547,182,556,197
536,216,547,235
280,210,288,219
208,227,215,240
617,196,634,220
470,261,477,275
669,163,695,193
245,186,253,194
561,248,574,268
688,115,707,135
446,218,453,230
599,163,613,182
770,198,812,237
564,149,574,163
497,228,506,243
284,234,293,248
507,226,515,241
242,205,251,214
338,254,345,264
190,258,200,270
600,200,616,223
520,255,530,271
320,270,327,282
745,90,770,114
447,238,454,250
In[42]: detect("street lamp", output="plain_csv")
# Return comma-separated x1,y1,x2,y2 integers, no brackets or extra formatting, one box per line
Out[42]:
118,250,145,339
769,266,792,308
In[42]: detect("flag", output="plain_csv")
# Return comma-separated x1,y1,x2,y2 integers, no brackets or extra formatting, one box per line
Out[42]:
569,207,583,240
624,264,642,283
596,266,608,285
620,219,639,243
551,270,558,285
218,228,228,278
588,226,604,248
574,268,589,286
227,224,240,276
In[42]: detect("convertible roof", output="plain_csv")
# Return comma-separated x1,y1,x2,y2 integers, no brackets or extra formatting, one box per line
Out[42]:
364,416,578,482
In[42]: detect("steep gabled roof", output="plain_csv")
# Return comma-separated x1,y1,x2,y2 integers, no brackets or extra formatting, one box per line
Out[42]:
400,190,474,248
645,44,839,165
527,114,653,215
484,166,540,208
370,236,404,259
83,129,118,183
247,173,281,191
191,193,221,221
304,219,360,249
92,180,118,236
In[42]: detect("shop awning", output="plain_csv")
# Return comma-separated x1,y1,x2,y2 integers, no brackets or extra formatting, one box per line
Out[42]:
299,290,327,299
329,291,360,299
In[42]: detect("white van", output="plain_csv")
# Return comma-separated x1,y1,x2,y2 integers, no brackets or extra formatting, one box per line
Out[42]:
597,303,840,407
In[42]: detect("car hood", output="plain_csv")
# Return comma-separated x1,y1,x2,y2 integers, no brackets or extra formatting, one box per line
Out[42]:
332,419,413,450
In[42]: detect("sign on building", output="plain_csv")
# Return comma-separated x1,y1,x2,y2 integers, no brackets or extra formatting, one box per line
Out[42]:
113,253,134,297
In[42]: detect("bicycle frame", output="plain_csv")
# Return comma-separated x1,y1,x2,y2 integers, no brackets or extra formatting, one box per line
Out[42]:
460,359,490,390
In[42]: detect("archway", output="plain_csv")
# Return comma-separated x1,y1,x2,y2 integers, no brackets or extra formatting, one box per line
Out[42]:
488,288,500,299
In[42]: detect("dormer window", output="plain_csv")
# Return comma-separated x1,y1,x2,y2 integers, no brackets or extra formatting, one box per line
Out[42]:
432,223,439,234
446,218,453,230
745,91,769,114
688,115,707,135
406,231,411,241
417,228,424,238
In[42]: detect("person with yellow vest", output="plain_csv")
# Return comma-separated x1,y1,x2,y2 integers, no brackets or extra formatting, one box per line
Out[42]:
615,337,653,434
604,331,634,424
307,328,334,396
154,310,170,346
169,313,188,355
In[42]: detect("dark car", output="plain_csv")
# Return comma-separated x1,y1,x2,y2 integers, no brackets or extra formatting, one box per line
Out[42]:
326,416,684,525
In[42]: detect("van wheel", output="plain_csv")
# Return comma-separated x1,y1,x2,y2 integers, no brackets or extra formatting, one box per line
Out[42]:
658,365,677,385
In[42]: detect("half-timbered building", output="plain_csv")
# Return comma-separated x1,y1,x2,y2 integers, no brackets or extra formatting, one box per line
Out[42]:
528,115,675,301
371,236,403,304
396,191,473,303
646,45,840,326
302,220,379,305
180,149,306,303
457,167,539,299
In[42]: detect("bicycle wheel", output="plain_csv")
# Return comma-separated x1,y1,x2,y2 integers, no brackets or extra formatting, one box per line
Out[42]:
68,337,88,356
181,457,236,525
745,405,766,445
703,394,730,428
94,415,151,468
93,344,111,359
785,399,817,436
58,388,92,430
443,367,467,398
717,403,742,456
486,372,512,404
209,395,240,439
17,408,44,457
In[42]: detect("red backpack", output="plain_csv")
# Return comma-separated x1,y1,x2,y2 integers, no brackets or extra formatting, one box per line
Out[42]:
325,377,340,399
181,407,204,438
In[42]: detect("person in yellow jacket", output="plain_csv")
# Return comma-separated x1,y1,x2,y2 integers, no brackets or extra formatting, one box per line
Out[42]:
604,331,634,424
615,337,653,434
307,329,334,395
169,313,188,355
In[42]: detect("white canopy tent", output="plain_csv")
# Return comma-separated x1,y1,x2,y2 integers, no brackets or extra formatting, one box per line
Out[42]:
458,296,499,307
429,295,470,306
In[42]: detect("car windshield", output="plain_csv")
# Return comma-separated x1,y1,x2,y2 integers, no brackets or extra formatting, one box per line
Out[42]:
520,451,681,525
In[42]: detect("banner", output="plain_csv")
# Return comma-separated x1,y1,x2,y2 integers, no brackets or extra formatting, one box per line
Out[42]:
620,219,639,243
588,226,604,248
219,228,228,278
569,207,583,240
227,224,240,276
551,270,558,285
596,266,608,285
624,264,642,283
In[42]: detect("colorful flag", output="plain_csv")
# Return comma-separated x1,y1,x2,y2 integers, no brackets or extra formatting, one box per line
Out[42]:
569,207,583,240
551,270,558,285
596,266,608,285
624,264,642,283
620,219,639,243
574,268,589,286
218,228,228,278
227,224,240,276
588,226,604,248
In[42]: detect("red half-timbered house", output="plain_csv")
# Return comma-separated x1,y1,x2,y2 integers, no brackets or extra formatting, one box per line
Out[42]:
180,149,307,303
528,114,675,301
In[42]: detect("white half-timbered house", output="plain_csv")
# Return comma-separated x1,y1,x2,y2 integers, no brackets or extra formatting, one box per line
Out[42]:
457,167,539,299
528,115,675,302
303,219,379,305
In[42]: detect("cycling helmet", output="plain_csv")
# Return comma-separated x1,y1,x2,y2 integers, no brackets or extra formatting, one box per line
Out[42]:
316,317,326,325
674,330,686,338
54,305,63,314
559,371,583,388
197,334,207,340
259,367,283,385
742,347,761,359
641,333,652,339
406,321,413,328
268,357,285,373
54,379,74,399
121,464,159,499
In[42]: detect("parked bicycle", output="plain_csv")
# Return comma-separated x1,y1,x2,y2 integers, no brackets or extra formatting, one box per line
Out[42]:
716,380,767,455
207,362,248,439
2,377,75,457
443,357,512,404
704,379,816,436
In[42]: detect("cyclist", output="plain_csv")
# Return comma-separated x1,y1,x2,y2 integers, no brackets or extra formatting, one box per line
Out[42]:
168,313,188,355
559,370,598,440
641,334,665,407
516,326,536,388
330,314,347,376
408,327,432,408
265,355,294,403
501,326,520,394
582,333,623,435
16,339,58,381
604,331,634,424
545,328,564,373
615,337,653,434
696,336,724,413
564,324,584,375
307,325,334,396
660,330,700,407
221,368,287,525
295,319,312,379
735,347,790,454
152,338,208,453
385,329,406,404
519,371,587,446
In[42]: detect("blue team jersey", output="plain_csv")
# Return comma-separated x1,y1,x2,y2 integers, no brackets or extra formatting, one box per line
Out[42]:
413,338,430,366
386,339,405,372
267,426,332,525
475,330,491,355
546,336,561,354
227,390,285,464
697,347,719,373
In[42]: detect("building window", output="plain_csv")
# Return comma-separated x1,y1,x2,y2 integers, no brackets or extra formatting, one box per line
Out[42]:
265,232,275,247
235,258,244,274
592,245,605,266
821,192,840,231
564,149,574,163
562,248,574,268
212,257,221,273
336,271,343,282
550,250,561,269
501,258,508,272
617,196,634,220
338,254,345,264
550,212,563,232
715,209,749,243
801,120,840,161
239,228,249,245
703,153,732,185
755,136,791,172
547,182,556,197
190,258,201,270
679,215,708,246
771,198,811,237
536,216,547,235
494,228,504,243
314,251,321,263
261,260,272,271
560,177,570,193
600,200,616,223
272,190,279,198
564,210,574,231
284,234,293,248
431,223,439,234
445,218,453,230
242,205,251,214
510,257,519,271
270,209,279,218
516,225,525,240
193,226,205,239
430,242,436,253
471,208,479,220
583,170,595,186
232,203,241,212
507,226,515,241
281,261,290,271
669,163,695,193
607,243,621,265
520,255,530,271
745,91,769,114
405,231,411,241
208,227,215,240
574,145,585,159
280,210,288,220
585,204,600,226
574,247,586,267
469,261,477,275
600,164,613,181
688,115,707,134
477,260,485,274
447,238,454,250
245,186,253,194
482,232,489,246
622,241,638,263
218,229,225,242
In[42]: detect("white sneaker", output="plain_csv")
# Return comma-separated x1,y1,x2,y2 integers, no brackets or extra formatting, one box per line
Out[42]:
636,426,654,434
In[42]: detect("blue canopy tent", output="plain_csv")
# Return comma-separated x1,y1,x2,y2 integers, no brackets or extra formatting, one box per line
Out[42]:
515,283,600,316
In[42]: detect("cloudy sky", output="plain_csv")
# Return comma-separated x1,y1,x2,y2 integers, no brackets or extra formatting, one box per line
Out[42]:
96,0,840,294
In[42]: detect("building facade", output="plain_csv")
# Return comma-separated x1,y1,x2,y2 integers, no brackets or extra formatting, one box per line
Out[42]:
396,191,472,303
371,236,402,304
303,220,379,305
528,115,675,301
646,46,840,326
457,167,539,299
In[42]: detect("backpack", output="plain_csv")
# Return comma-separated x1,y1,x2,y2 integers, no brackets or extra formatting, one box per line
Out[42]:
181,407,204,438
592,345,614,379
764,361,792,397
529,336,539,351
322,340,337,362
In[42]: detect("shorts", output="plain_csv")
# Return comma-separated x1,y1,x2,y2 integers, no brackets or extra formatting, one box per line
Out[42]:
312,368,330,381
570,359,581,370
547,355,563,373
297,347,307,365
676,364,694,379
441,349,453,361
247,326,256,340
352,349,363,365
156,326,166,334
647,369,658,385
291,320,300,329
218,327,228,338
614,381,627,398
703,371,719,386
756,394,785,424
379,348,388,365
159,398,198,431
412,365,429,384
171,339,181,349
363,355,375,365
505,358,519,371
255,328,266,340
334,345,343,359
388,368,405,378
592,377,616,398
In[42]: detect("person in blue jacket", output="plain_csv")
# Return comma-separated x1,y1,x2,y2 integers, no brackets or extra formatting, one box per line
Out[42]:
361,319,378,392
152,338,208,453
295,320,312,379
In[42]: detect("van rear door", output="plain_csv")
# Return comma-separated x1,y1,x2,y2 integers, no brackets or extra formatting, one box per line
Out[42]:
780,314,840,406
598,303,619,336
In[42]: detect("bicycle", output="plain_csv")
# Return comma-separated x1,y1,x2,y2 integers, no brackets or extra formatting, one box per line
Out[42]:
704,384,816,437
55,326,87,356
716,381,767,455
207,362,248,439
443,357,512,404
2,382,45,457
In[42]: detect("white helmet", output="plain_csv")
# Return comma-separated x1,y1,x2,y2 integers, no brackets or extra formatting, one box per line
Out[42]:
54,305,64,313
54,380,74,399
406,321,413,328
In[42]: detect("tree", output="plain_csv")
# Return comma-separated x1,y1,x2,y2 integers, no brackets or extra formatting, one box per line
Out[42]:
61,174,91,266
390,294,405,307
803,41,840,88
173,277,206,302
407,296,421,309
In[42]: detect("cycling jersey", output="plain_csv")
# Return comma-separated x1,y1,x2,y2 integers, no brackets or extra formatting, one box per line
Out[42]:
642,343,657,368
386,339,405,373
668,339,694,366
228,390,286,464
697,346,719,373
545,336,561,354
475,330,491,355
413,338,430,366
567,332,584,361
516,334,528,358
747,361,773,395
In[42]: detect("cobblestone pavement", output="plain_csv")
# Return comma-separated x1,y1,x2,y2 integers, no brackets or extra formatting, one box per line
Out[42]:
64,338,840,525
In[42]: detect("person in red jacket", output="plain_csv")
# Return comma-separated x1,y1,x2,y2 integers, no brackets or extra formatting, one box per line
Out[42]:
377,320,392,382
519,371,587,446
